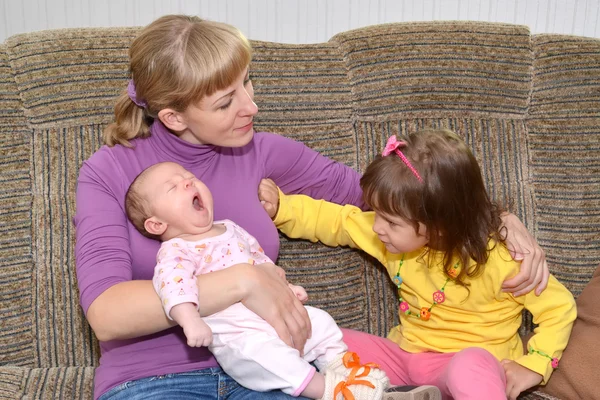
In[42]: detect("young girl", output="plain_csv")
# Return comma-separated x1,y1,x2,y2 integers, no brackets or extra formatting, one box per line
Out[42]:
259,129,576,400
125,161,389,400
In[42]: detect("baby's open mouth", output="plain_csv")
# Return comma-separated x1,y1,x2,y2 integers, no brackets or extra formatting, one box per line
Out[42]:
192,194,204,211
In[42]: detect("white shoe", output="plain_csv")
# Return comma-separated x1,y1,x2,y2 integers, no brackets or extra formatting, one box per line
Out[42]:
321,370,388,400
383,385,442,400
322,352,390,399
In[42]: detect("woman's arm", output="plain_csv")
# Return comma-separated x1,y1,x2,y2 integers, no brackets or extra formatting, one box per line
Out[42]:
88,263,309,346
86,279,175,341
258,133,366,209
500,212,550,296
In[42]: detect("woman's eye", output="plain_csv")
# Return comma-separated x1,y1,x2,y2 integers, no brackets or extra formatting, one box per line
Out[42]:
243,78,251,86
219,101,232,110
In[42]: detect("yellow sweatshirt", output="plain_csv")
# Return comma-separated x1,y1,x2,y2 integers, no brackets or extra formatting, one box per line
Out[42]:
274,192,576,383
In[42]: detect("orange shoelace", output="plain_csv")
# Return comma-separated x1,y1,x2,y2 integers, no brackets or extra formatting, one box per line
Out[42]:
333,352,380,400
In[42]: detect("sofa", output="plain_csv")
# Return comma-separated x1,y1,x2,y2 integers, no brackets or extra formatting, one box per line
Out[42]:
0,20,598,399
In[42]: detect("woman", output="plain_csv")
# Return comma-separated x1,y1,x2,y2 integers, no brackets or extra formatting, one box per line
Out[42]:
74,15,548,400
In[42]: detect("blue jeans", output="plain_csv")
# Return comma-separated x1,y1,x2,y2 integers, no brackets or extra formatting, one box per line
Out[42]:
98,367,309,400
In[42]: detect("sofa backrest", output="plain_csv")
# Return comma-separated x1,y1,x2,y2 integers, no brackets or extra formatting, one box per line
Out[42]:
0,22,598,379
528,34,600,294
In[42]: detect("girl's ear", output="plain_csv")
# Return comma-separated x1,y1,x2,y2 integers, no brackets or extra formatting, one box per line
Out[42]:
418,222,430,239
144,216,167,236
158,108,188,132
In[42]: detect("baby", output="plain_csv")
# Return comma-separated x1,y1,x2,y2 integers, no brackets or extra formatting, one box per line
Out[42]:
124,161,389,400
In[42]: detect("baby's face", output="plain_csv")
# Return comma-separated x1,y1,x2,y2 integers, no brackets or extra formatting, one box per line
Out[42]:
142,162,214,235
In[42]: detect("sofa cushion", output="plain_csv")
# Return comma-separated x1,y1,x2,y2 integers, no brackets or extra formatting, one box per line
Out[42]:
0,366,94,399
330,21,532,120
541,264,600,399
0,44,34,368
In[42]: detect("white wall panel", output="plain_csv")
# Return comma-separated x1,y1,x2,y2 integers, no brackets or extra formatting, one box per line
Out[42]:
1,0,599,43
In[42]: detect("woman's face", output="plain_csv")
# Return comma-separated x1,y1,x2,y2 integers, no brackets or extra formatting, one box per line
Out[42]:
178,68,259,147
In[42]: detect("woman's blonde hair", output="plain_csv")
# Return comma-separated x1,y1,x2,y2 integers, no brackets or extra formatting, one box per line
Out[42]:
104,15,252,147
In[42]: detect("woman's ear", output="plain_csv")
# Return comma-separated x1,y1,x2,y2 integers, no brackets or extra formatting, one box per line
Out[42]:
158,108,188,132
144,216,167,236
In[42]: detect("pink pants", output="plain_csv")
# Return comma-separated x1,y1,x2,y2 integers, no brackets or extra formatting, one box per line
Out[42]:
341,329,507,400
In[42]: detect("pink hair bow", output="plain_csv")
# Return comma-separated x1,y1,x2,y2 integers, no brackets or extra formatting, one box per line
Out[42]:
381,135,423,182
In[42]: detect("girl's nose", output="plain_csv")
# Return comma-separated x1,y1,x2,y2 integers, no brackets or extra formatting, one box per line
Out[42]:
372,216,384,235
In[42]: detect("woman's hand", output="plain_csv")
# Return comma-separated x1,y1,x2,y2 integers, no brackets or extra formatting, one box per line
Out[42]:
501,359,543,400
259,178,280,219
240,262,312,354
501,213,549,297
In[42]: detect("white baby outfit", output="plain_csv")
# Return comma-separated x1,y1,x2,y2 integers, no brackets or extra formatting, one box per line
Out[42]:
153,219,348,396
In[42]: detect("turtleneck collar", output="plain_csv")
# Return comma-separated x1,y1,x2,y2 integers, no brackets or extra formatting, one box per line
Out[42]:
148,119,217,166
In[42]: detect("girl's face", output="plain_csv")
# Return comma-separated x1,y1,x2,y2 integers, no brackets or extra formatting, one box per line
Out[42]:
178,68,258,147
372,210,429,254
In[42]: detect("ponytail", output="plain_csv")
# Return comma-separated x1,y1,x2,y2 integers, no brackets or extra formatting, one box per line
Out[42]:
104,15,252,147
103,91,152,147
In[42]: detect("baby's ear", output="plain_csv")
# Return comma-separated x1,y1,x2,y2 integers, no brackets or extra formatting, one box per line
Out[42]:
144,217,167,236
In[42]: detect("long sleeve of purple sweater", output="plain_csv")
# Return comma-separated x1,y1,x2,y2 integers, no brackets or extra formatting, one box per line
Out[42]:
73,123,364,398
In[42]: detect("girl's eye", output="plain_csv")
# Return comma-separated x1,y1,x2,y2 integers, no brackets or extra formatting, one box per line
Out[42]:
243,77,251,86
219,101,232,110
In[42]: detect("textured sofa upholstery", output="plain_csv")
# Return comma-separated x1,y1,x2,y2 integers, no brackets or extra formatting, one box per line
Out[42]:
0,21,598,399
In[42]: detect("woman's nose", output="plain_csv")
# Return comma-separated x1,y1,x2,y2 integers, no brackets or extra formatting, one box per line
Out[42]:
240,87,258,116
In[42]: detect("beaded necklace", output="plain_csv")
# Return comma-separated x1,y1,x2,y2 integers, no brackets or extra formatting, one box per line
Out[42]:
392,254,459,321
392,254,562,370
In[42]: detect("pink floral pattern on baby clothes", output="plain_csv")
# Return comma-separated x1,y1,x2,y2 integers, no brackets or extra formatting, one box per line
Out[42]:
153,220,273,318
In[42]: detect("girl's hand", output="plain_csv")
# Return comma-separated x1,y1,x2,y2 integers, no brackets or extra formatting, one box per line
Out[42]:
240,262,312,354
500,213,549,297
501,359,543,400
259,178,280,219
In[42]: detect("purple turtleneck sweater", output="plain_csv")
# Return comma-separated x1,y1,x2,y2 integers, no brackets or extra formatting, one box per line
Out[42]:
74,121,364,398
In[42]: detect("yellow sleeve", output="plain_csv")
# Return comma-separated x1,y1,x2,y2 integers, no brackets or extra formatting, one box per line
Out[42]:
513,275,577,384
273,191,387,263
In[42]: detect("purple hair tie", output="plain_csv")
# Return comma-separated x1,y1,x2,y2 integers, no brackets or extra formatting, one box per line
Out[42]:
127,79,147,108
382,135,423,182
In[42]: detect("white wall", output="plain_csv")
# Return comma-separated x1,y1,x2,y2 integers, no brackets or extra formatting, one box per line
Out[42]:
1,0,599,44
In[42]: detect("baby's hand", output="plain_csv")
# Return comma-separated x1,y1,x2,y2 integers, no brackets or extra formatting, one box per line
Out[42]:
501,359,543,400
258,178,280,219
289,283,308,304
182,318,213,347
170,303,213,347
